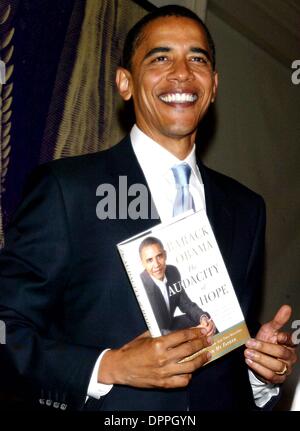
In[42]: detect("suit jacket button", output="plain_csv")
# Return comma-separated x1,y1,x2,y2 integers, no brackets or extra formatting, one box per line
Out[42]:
46,399,52,406
39,398,45,405
53,402,60,409
60,403,67,410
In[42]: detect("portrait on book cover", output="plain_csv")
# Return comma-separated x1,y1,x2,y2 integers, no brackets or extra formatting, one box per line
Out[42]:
139,236,217,336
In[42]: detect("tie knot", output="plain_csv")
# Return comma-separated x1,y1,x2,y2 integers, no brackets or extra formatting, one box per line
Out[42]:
171,163,191,187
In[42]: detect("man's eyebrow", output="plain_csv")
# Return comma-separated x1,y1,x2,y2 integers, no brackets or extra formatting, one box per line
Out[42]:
190,47,212,61
143,46,171,61
142,46,212,63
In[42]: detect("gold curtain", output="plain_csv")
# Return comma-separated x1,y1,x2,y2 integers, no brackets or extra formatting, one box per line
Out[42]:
0,2,14,247
43,0,146,160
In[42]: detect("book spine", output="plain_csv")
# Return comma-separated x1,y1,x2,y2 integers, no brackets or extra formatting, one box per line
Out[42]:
117,247,159,337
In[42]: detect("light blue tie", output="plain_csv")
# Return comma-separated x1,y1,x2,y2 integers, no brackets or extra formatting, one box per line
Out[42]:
171,163,195,216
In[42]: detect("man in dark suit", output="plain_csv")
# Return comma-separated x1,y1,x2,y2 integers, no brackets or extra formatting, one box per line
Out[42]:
0,5,297,411
139,236,216,334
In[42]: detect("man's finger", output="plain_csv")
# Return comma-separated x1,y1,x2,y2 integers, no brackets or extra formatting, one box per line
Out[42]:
175,350,211,374
245,357,286,385
244,348,290,375
168,336,212,363
246,338,291,361
163,327,208,349
268,305,292,331
277,331,298,348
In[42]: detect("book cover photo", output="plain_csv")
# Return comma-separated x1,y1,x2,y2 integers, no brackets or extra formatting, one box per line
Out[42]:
117,210,250,363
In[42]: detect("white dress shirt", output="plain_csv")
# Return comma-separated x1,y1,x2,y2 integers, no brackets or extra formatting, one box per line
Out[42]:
87,124,279,406
130,124,206,221
151,276,170,310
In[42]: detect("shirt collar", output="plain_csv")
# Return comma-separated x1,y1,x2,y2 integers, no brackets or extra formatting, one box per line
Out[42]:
130,124,202,184
150,274,167,287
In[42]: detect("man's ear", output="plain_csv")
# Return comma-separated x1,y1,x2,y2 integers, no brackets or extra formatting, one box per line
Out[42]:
116,67,133,101
211,71,218,103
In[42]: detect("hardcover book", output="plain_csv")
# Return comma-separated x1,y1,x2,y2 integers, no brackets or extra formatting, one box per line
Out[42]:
117,210,250,363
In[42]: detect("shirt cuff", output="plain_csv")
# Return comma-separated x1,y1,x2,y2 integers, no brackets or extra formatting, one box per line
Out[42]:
87,349,113,399
248,370,280,408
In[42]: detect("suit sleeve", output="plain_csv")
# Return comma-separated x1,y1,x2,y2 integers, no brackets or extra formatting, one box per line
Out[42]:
0,165,100,410
239,196,281,410
240,195,266,337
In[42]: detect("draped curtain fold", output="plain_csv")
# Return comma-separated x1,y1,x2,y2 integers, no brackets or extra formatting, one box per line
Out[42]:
0,1,15,247
41,0,147,162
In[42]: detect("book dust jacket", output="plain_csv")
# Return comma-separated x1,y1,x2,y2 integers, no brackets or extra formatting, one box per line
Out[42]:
117,210,250,363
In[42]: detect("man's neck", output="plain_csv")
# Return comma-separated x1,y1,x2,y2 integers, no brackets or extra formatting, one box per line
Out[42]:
136,126,196,160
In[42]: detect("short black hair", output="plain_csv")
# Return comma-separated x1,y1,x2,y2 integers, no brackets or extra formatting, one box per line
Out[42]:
139,236,164,257
122,4,216,71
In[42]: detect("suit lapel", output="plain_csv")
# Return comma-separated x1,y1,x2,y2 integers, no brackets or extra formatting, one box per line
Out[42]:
198,161,235,268
106,136,161,238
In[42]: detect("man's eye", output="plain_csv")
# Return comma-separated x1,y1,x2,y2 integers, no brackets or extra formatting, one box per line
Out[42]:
153,56,168,62
192,56,208,64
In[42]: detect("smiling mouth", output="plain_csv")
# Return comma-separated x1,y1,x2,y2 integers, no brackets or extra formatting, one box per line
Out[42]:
159,93,198,104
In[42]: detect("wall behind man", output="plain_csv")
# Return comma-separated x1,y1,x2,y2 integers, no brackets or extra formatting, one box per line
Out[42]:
203,9,300,410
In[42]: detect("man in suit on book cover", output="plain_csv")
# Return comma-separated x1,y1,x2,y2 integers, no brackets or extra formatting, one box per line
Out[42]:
139,236,216,335
0,5,297,411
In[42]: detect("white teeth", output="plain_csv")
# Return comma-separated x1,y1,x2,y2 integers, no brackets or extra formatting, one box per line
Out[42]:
159,93,197,103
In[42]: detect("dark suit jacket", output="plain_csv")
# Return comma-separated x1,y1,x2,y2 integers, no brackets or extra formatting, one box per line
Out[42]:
0,136,267,411
140,265,207,332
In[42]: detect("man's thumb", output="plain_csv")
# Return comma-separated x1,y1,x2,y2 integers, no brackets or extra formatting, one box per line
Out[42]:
269,304,292,331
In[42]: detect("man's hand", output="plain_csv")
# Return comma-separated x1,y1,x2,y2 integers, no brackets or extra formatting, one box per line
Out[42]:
98,327,212,389
244,305,298,384
198,315,216,337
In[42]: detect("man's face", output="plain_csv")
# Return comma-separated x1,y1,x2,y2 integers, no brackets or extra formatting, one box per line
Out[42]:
140,244,167,281
117,16,218,146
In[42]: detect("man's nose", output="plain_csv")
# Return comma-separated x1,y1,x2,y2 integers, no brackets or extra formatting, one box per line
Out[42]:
153,258,160,267
167,59,193,82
